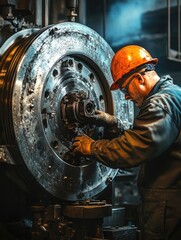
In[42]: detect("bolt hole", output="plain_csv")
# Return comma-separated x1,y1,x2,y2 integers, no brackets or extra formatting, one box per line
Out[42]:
68,59,74,67
45,90,50,99
78,63,83,71
53,141,59,149
52,69,58,77
99,95,104,103
89,73,95,81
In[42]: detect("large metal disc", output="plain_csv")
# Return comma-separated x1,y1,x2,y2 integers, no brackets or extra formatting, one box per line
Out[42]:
0,22,134,201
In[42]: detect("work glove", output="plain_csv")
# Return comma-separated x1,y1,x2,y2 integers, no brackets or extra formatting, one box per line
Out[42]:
71,135,95,156
93,110,118,127
94,110,126,134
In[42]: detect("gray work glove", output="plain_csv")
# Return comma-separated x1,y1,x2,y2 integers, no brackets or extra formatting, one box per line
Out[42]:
94,110,126,139
94,110,119,127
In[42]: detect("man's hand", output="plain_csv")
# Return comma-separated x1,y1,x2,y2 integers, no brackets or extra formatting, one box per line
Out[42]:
94,110,118,127
72,135,95,156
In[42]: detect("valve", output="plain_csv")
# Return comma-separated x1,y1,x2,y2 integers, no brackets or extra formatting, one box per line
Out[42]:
66,0,78,22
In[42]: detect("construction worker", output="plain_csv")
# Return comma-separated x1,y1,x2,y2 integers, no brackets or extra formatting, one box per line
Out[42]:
72,45,181,240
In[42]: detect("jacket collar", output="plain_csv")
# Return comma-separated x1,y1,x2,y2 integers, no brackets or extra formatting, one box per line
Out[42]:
147,75,173,98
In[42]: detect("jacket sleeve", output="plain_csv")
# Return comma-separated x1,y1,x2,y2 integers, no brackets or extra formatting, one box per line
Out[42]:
90,97,179,169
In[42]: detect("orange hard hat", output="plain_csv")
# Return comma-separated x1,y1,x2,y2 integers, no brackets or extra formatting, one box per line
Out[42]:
110,45,158,90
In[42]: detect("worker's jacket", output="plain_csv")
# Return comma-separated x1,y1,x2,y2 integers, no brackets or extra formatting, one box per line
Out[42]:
91,74,181,239
91,75,181,191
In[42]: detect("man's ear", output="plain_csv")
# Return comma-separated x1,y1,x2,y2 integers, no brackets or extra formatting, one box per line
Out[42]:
137,73,144,85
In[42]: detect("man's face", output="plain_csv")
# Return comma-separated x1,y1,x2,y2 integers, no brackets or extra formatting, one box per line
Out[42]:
119,73,146,108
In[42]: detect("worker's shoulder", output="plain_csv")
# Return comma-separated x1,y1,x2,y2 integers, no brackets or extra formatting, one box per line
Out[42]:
143,85,181,114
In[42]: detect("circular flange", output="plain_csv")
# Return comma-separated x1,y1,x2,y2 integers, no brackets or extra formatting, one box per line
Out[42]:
1,22,134,201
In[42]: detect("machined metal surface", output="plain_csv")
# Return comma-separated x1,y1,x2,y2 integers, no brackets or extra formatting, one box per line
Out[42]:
0,22,134,201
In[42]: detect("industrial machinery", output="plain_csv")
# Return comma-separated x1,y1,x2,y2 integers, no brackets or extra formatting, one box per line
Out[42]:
0,1,135,239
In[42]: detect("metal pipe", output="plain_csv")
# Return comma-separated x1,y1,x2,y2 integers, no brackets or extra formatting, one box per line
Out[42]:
167,0,181,62
103,0,106,39
177,0,180,59
36,0,42,27
78,0,86,25
44,0,49,26
167,0,171,59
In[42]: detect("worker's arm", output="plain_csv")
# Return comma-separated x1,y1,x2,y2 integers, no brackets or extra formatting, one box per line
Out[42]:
72,95,179,169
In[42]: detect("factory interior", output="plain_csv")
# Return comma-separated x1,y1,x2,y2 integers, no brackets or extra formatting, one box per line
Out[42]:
0,0,181,239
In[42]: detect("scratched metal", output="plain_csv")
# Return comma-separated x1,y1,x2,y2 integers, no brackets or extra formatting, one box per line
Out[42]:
0,22,134,201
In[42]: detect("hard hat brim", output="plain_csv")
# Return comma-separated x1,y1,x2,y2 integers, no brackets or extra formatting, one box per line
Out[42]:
110,58,158,91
